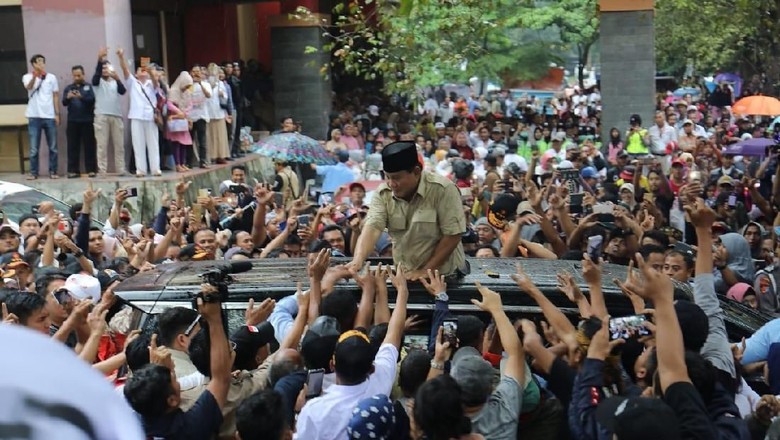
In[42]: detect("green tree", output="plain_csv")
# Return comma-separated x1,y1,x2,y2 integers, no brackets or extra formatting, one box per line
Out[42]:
655,0,780,88
516,0,599,89
294,0,560,97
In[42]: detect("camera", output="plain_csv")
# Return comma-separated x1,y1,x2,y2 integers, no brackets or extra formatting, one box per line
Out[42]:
194,267,233,307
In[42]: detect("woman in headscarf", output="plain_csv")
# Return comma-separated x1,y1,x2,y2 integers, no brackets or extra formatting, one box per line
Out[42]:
714,232,756,295
167,71,194,172
205,63,230,164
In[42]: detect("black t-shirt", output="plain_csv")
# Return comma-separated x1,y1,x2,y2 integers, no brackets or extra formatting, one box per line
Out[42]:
663,382,717,440
544,357,577,409
143,389,223,440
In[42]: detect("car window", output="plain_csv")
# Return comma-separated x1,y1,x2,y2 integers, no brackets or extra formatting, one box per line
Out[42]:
0,189,103,227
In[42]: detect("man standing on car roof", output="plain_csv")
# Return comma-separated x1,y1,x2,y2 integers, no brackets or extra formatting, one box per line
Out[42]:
347,141,467,281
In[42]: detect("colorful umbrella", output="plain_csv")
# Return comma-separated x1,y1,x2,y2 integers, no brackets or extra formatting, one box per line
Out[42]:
252,132,336,165
732,96,780,116
723,137,776,158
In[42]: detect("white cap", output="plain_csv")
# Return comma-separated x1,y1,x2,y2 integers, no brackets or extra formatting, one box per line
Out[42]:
620,183,635,193
434,122,446,129
368,105,379,116
64,274,101,304
552,132,566,142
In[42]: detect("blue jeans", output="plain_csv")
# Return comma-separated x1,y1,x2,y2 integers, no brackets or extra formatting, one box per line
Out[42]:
28,117,58,176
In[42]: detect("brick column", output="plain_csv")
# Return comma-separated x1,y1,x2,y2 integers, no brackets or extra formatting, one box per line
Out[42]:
598,0,655,143
269,14,331,139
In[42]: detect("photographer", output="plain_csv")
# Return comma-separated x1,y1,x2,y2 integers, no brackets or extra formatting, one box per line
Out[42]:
124,284,231,439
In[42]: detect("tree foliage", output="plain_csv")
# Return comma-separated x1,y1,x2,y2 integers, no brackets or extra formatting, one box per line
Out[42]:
655,0,780,80
515,0,599,88
294,0,561,97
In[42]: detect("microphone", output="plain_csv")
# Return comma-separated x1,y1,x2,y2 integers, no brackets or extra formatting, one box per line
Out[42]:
226,260,253,274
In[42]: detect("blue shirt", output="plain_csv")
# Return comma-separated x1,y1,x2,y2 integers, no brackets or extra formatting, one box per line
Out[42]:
316,162,355,193
743,317,780,364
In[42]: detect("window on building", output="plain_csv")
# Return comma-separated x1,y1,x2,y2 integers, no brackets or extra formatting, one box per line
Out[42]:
0,6,27,105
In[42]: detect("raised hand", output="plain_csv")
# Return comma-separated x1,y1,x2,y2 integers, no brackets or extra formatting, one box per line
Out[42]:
245,297,276,326
587,315,624,361
684,198,717,229
472,281,503,314
349,262,376,291
557,272,583,304
419,269,447,297
83,183,101,205
2,303,18,325
308,248,331,280
581,252,602,285
175,180,192,197
633,253,673,303
148,333,174,370
511,262,537,293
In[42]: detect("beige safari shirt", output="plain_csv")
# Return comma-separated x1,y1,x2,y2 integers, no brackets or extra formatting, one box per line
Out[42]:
365,171,466,275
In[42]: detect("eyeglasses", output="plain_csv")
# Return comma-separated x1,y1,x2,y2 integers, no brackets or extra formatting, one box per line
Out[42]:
184,315,201,337
53,288,73,305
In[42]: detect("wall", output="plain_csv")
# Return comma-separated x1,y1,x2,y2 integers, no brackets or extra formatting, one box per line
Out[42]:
254,1,280,68
599,9,655,143
184,4,239,66
17,0,134,175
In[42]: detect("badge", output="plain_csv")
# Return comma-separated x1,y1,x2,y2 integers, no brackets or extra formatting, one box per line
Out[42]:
83,86,90,91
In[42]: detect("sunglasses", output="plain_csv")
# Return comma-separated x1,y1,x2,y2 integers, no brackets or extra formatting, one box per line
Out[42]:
53,288,73,305
184,315,201,337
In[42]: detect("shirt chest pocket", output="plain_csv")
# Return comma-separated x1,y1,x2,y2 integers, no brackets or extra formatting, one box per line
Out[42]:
410,209,438,238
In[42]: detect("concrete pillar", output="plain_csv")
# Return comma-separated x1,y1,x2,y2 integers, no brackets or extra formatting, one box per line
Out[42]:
598,0,655,143
21,0,134,174
237,3,260,62
269,14,331,139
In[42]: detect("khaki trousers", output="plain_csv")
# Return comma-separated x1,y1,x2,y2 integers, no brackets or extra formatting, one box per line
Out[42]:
94,114,126,174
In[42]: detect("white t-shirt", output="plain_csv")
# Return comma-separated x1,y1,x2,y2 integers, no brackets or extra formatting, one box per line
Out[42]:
22,73,59,119
189,82,212,122
207,80,226,120
126,76,156,121
94,78,123,117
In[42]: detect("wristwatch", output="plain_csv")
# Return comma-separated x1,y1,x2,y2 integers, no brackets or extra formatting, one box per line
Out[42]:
430,360,445,370
435,292,449,302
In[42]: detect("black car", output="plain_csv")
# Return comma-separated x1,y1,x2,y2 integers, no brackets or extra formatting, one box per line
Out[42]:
114,257,771,342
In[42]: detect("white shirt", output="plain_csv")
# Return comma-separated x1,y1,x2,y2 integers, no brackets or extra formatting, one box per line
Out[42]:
295,343,399,440
126,76,156,121
188,82,212,122
94,77,123,117
648,123,678,154
206,80,226,120
22,73,59,119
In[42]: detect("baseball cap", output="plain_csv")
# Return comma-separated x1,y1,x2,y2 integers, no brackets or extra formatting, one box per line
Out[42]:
231,322,279,367
434,122,446,129
619,166,635,181
347,394,396,439
595,396,681,440
671,157,685,167
491,126,502,133
334,330,375,380
96,269,120,291
0,223,20,236
349,182,366,192
717,175,735,187
517,201,535,216
616,150,629,159
581,166,598,179
301,316,341,369
619,183,635,194
682,119,694,126
450,347,495,407
368,105,379,117
63,273,101,303
552,132,566,142
487,194,519,230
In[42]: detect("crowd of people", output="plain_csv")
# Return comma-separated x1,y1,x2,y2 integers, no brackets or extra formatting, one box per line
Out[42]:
8,70,780,439
22,49,255,180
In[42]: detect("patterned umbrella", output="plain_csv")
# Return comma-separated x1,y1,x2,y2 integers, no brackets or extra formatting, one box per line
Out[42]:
252,132,336,165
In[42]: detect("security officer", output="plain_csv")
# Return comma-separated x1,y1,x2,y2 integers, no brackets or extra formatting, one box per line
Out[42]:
348,141,467,280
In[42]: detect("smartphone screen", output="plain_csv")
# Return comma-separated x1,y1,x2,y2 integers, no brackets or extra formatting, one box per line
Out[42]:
728,194,737,207
273,192,284,207
192,203,203,219
442,319,458,346
608,315,651,340
587,235,603,262
306,368,325,398
198,189,211,199
126,187,138,198
297,214,311,228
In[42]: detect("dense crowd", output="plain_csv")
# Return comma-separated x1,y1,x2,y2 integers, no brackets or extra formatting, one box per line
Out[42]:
10,57,780,439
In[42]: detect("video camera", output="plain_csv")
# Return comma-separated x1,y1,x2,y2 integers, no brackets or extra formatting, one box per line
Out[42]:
192,261,253,307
